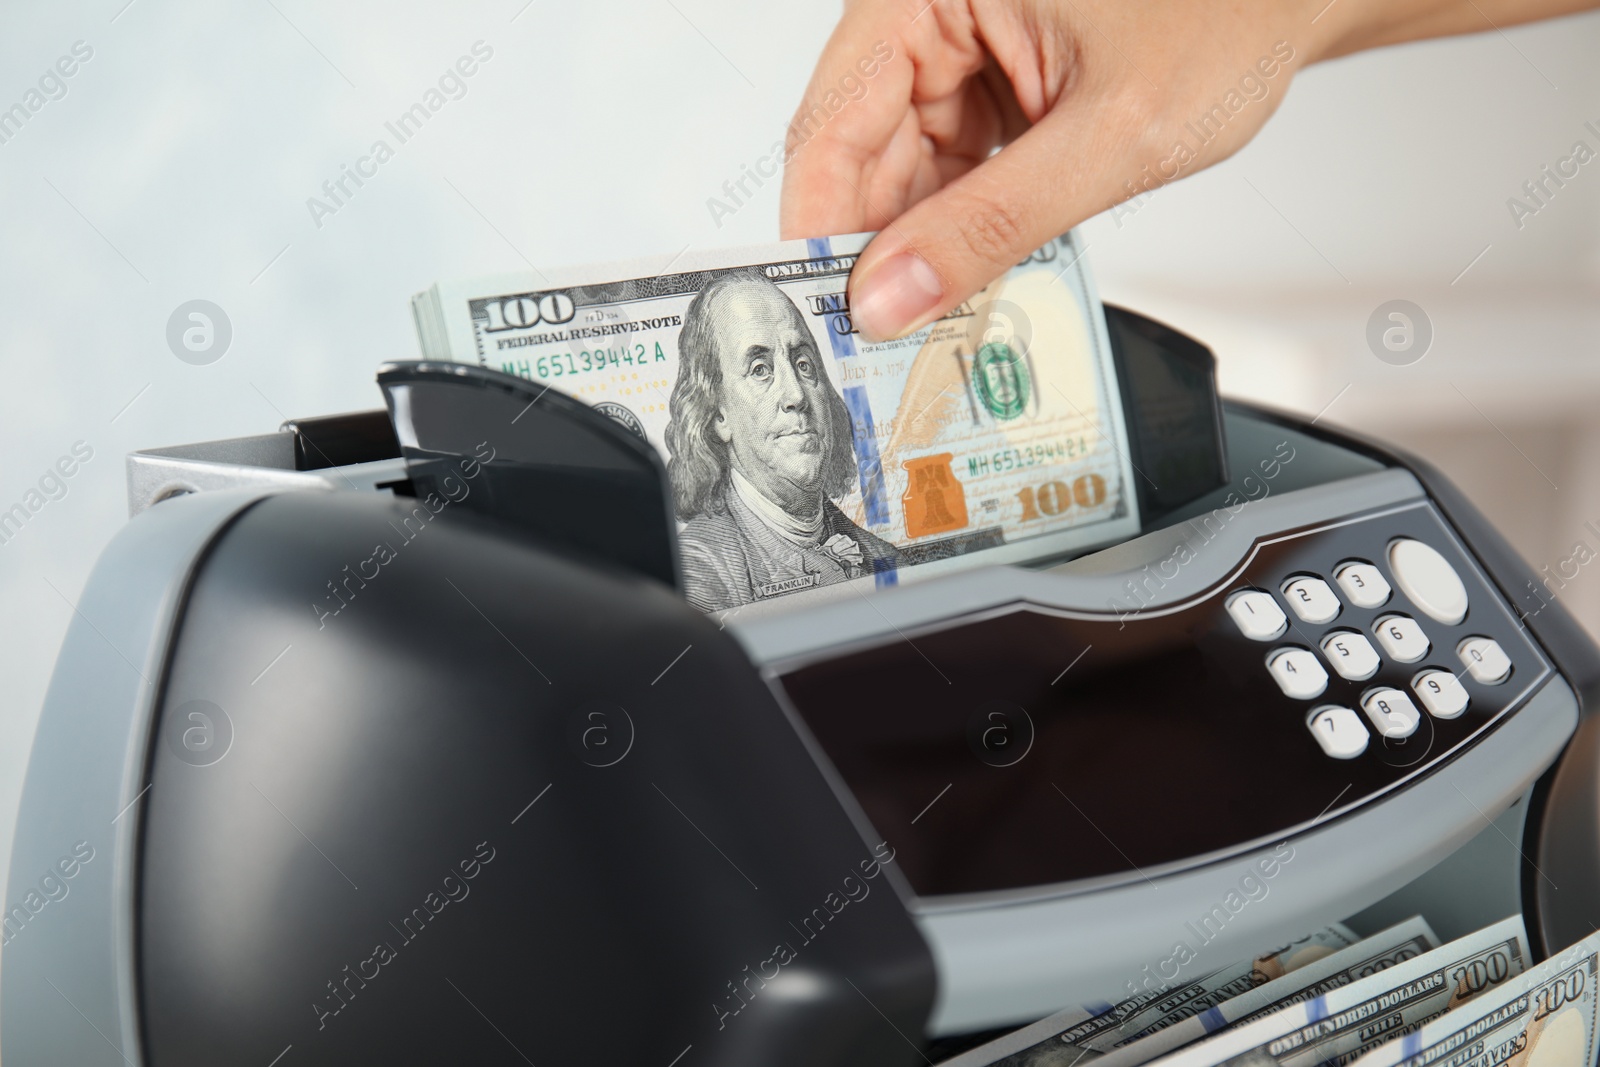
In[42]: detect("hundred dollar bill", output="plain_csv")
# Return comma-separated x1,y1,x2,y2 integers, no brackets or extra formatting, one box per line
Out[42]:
939,925,1362,1067
1346,927,1600,1067
1143,917,1531,1067
1083,918,1440,1067
411,232,1139,613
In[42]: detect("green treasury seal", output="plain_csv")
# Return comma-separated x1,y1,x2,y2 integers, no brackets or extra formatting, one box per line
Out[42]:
973,342,1029,420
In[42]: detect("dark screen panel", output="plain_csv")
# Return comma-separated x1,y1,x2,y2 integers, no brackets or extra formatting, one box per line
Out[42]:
777,505,1548,899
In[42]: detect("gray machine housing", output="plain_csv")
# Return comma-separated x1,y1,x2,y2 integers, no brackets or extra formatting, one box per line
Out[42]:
4,368,1599,1063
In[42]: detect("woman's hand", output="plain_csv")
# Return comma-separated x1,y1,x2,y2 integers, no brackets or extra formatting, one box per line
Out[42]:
780,0,1598,341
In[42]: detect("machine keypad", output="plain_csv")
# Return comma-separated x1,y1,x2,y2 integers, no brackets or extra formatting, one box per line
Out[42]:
1362,688,1422,739
1459,637,1513,684
1226,536,1528,763
1413,670,1470,718
1268,648,1330,699
1284,577,1341,623
1373,614,1431,663
1321,630,1381,681
1334,561,1392,608
1306,705,1370,759
1227,590,1288,640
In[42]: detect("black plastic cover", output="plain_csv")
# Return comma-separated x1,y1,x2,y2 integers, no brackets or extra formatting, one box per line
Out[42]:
378,361,681,590
280,410,401,471
136,491,935,1065
1103,305,1230,529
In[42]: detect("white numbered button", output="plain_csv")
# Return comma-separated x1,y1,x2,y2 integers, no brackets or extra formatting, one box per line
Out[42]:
1307,706,1369,759
1458,637,1512,685
1283,577,1341,624
1321,630,1381,681
1228,590,1288,641
1268,648,1329,700
1388,539,1469,625
1335,561,1392,609
1373,614,1431,663
1362,688,1422,739
1413,670,1470,719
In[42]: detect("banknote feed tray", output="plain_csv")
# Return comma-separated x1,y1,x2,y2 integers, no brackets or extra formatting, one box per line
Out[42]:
8,307,1600,1066
378,359,683,588
124,302,1231,583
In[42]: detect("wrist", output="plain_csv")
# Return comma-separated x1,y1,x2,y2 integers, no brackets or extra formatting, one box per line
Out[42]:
1298,0,1400,64
1296,0,1587,64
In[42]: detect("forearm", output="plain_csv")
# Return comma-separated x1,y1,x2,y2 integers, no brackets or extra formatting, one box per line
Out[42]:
1310,0,1600,63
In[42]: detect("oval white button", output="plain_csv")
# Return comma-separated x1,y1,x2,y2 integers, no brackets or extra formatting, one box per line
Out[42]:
1458,636,1512,684
1269,648,1329,700
1413,670,1469,718
1307,706,1369,759
1388,539,1469,625
1374,614,1431,663
1321,630,1381,681
1362,688,1422,739
1335,561,1392,609
1284,577,1341,624
1227,590,1287,641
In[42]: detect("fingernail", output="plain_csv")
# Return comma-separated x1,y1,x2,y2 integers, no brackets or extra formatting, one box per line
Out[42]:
852,252,943,342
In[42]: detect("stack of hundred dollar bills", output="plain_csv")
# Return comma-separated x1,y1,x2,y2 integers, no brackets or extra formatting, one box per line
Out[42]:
411,231,1140,613
930,914,1599,1067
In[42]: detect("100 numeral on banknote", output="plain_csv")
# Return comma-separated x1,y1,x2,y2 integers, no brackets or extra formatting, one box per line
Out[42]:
412,232,1138,613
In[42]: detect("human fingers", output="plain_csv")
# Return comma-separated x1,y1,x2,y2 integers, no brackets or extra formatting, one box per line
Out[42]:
781,0,1001,240
845,103,1128,342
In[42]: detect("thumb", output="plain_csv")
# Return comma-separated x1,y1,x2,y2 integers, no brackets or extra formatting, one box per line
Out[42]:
846,114,1113,342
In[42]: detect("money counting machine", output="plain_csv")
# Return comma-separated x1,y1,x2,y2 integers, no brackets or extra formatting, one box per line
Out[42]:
8,306,1600,1067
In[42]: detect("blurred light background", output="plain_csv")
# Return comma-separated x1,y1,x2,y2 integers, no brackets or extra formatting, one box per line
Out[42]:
0,0,1596,901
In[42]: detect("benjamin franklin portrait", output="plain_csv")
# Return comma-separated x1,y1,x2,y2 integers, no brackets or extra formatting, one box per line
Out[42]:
664,271,898,612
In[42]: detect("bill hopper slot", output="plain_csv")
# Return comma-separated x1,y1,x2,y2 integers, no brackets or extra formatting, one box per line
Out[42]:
378,360,682,589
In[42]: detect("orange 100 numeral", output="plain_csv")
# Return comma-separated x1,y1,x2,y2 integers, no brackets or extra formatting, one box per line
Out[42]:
1016,474,1107,521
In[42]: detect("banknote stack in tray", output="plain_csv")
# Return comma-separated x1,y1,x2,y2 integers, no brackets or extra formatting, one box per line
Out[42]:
928,918,1598,1067
411,231,1139,614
